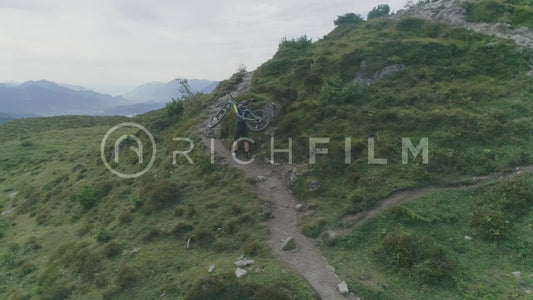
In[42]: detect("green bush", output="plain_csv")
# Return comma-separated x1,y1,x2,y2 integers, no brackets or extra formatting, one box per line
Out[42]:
375,230,457,283
171,222,194,237
186,275,293,300
102,241,122,258
166,99,184,118
142,226,161,243
118,209,132,223
334,13,364,26
242,239,261,256
115,265,137,288
368,4,390,19
96,228,111,244
278,35,313,52
74,186,99,210
300,217,327,238
141,180,181,210
320,73,364,104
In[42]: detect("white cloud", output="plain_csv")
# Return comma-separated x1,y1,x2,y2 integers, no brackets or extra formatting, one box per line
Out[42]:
0,0,407,93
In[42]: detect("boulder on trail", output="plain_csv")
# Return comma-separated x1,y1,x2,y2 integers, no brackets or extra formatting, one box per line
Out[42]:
337,281,349,295
281,236,297,251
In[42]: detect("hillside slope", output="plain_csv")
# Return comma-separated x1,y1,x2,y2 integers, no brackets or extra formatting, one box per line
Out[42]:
0,106,316,299
1,1,532,299
211,2,532,298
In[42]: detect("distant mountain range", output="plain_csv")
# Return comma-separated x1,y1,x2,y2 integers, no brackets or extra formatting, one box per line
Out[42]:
125,79,219,102
0,79,219,121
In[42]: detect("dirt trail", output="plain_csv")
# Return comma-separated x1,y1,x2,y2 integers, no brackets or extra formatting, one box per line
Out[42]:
339,165,533,233
196,74,357,300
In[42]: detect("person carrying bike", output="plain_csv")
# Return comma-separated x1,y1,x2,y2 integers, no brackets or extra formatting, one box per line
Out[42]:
232,100,252,159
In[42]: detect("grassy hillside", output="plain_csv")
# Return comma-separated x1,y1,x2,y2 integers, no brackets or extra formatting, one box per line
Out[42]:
215,13,532,299
329,173,533,299
1,5,532,300
464,0,533,28
0,99,316,299
224,15,533,227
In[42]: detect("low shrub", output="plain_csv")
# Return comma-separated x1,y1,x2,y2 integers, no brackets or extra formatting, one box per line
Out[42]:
115,265,137,288
102,240,122,258
142,227,161,243
334,13,364,26
186,275,293,300
96,228,111,244
118,209,132,223
242,239,261,256
171,222,194,237
74,186,99,210
320,73,364,104
141,180,181,210
375,230,457,283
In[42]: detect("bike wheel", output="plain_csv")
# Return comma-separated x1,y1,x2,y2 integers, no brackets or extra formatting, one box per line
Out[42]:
208,102,231,128
246,109,270,131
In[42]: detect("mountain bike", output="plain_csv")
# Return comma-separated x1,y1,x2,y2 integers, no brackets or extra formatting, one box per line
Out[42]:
207,93,270,131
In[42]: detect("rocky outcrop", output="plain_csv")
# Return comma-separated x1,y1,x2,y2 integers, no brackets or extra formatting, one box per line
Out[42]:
394,0,533,50
351,61,407,87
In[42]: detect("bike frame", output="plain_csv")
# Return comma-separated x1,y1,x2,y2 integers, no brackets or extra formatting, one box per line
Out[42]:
228,93,257,121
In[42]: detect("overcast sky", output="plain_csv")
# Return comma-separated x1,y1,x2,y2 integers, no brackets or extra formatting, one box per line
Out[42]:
0,0,407,94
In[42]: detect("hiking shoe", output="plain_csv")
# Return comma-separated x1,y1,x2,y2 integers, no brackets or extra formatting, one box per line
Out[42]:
245,152,252,159
232,151,239,159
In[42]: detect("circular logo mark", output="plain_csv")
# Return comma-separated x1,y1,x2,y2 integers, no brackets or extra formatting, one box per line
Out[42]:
100,122,156,178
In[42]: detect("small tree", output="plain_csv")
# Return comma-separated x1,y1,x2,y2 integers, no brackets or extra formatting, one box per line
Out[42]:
166,78,192,119
176,78,194,100
368,4,390,19
334,13,364,26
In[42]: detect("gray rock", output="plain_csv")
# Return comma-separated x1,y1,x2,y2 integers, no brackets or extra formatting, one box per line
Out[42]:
235,267,248,278
360,60,367,72
337,281,349,295
351,64,406,87
513,271,522,278
281,236,297,251
208,264,215,273
464,235,472,240
289,167,300,186
234,259,254,267
295,204,304,212
328,230,338,239
308,180,321,192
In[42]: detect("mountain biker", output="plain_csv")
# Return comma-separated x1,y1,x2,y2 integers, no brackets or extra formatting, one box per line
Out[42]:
232,100,252,159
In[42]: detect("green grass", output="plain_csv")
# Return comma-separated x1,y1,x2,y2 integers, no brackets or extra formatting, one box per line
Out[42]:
464,0,533,28
0,95,316,299
1,9,532,299
231,16,532,232
216,15,531,299
324,174,533,299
